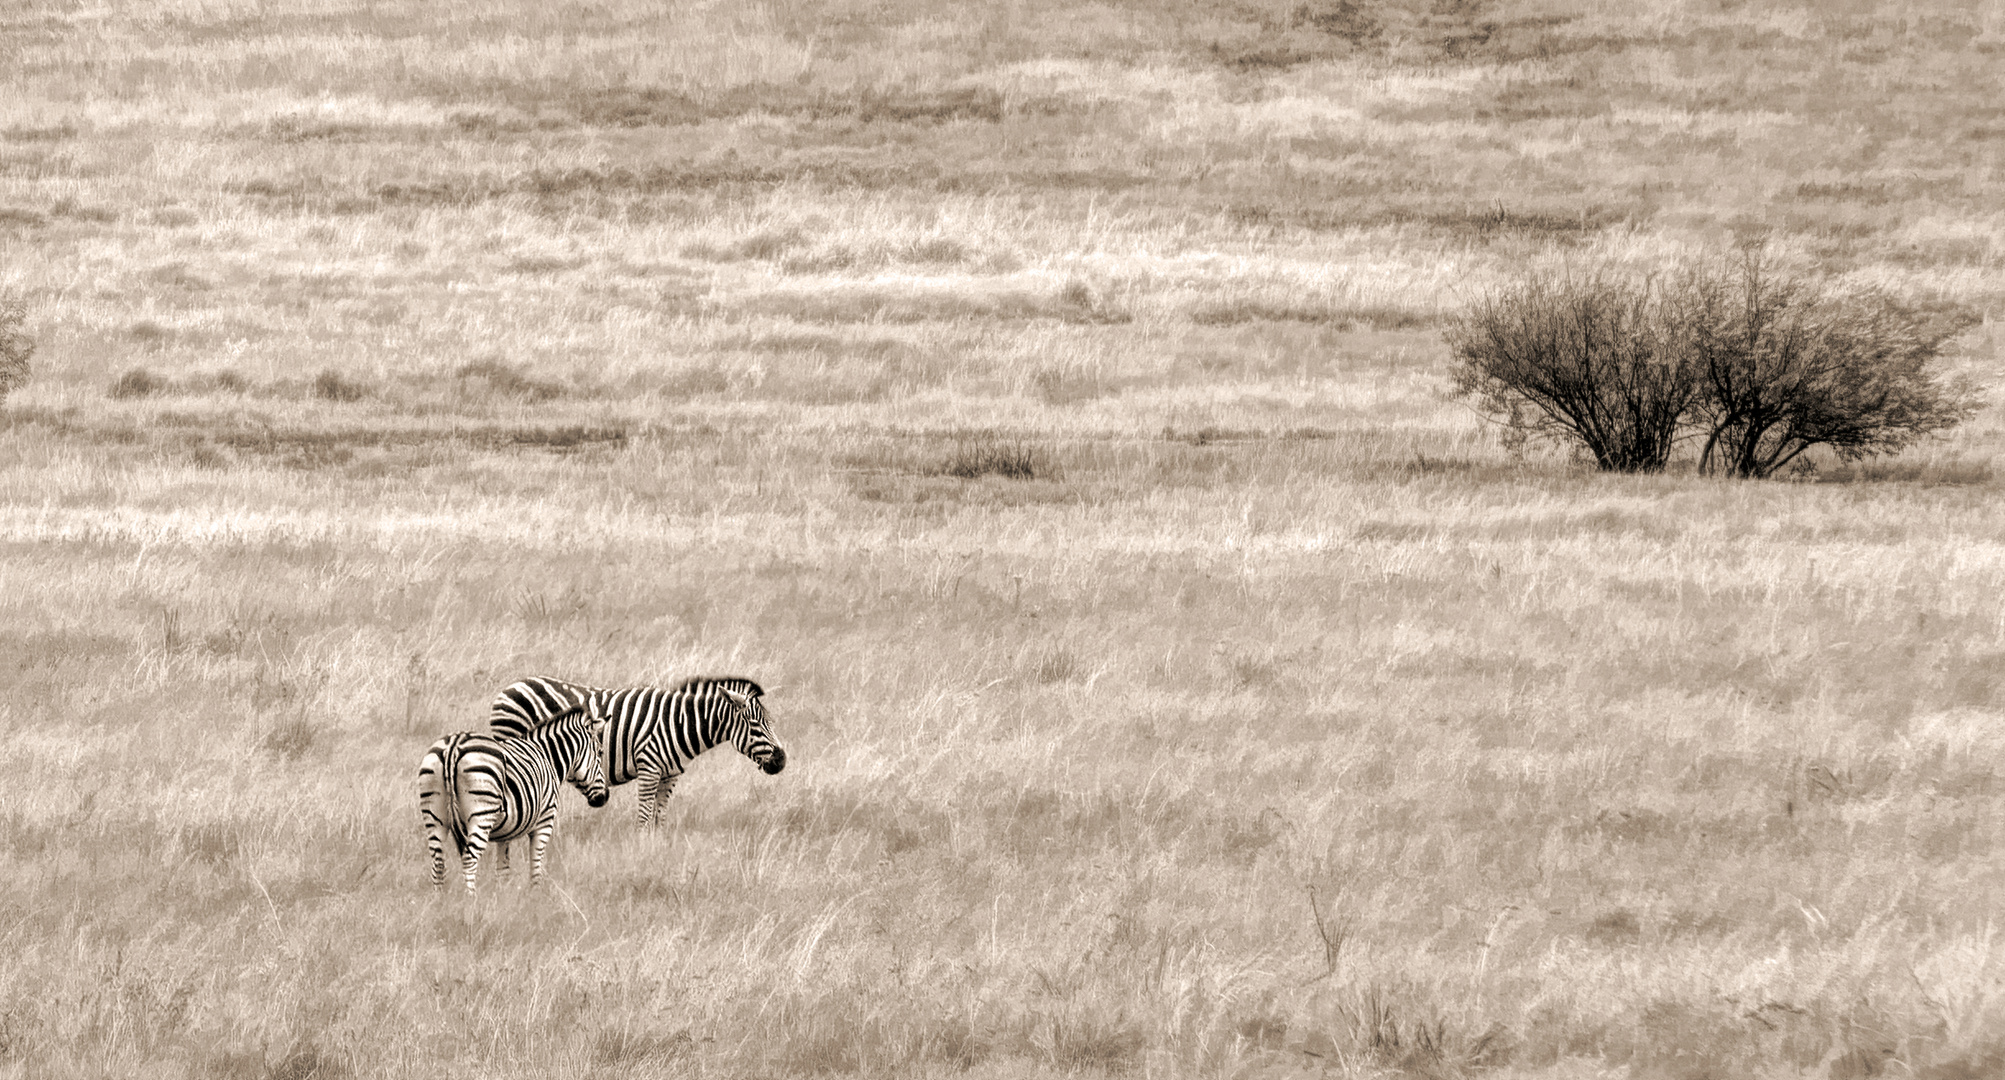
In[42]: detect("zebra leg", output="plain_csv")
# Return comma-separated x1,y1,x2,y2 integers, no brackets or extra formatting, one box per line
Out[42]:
418,757,452,891
635,767,660,826
429,833,453,893
635,767,680,826
492,840,511,882
527,823,554,887
651,772,679,825
419,807,450,890
426,829,450,890
460,825,489,896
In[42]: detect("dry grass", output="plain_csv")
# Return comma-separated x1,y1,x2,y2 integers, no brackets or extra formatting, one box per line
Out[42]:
3,0,2004,1077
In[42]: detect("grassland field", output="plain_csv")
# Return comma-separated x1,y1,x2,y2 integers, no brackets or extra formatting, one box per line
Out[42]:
3,0,2005,1077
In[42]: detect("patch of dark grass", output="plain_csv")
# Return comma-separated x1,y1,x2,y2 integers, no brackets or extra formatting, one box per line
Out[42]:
176,821,242,867
246,114,377,143
209,1042,350,1080
466,82,1015,129
174,435,232,470
1208,40,1344,72
931,434,1048,480
589,1029,693,1072
200,421,626,469
1032,363,1109,405
1810,457,1995,486
504,425,629,452
0,294,29,405
235,157,1150,217
1025,645,1084,684
1584,907,1642,946
680,227,808,263
714,329,904,357
48,196,116,223
312,368,369,403
1,121,77,142
259,715,319,761
1478,78,1613,121
902,235,970,265
1324,979,1509,1074
656,366,733,399
730,284,1070,324
108,367,166,399
1055,277,1131,325
1794,181,1893,204
1423,202,1625,239
504,254,588,275
1190,299,1431,330
1293,0,1381,44
126,320,176,349
1162,424,1260,446
455,357,565,402
145,262,215,291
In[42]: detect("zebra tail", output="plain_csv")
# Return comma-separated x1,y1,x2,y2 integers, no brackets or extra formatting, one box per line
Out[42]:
441,742,465,850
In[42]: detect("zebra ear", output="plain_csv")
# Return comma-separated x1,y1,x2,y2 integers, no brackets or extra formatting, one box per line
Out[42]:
720,686,753,710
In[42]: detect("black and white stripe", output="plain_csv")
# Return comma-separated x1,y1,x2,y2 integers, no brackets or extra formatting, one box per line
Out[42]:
418,705,609,894
490,675,787,825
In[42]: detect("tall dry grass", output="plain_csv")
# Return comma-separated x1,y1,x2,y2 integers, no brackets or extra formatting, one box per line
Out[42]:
1,0,2003,1077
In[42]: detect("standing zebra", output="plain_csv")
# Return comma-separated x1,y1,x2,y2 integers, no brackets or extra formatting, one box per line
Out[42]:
418,704,610,894
490,675,786,825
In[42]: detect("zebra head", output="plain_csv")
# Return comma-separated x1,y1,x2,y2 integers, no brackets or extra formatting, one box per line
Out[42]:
719,682,786,776
546,705,610,807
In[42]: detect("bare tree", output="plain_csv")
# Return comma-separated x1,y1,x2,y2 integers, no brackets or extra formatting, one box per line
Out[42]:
1680,252,1979,479
0,295,30,405
1449,255,1980,479
1447,267,1699,473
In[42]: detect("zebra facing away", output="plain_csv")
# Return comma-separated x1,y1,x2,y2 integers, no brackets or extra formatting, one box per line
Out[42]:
417,704,610,894
490,676,787,826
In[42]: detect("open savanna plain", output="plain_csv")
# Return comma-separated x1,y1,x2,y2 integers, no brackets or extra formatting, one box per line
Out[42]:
5,0,2005,1076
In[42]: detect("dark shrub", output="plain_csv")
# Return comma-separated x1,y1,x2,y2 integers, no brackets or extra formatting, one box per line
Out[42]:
1681,252,1979,479
1448,252,1979,478
1447,265,1699,472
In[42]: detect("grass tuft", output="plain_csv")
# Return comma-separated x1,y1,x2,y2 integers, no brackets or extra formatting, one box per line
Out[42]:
932,434,1048,480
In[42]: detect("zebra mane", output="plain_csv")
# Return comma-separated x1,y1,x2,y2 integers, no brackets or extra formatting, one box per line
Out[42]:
671,675,764,698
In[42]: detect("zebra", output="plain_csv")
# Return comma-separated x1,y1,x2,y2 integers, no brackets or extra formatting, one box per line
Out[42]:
417,704,609,894
489,675,786,826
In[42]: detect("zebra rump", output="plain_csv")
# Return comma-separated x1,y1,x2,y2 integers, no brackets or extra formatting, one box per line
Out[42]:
417,704,608,894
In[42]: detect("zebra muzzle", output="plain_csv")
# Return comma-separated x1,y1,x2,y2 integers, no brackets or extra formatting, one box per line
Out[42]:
762,748,787,775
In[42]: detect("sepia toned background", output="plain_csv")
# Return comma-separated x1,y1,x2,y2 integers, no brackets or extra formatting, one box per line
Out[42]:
2,0,2003,1075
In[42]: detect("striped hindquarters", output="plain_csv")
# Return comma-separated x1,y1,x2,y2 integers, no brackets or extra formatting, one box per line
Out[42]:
418,706,604,894
418,731,562,851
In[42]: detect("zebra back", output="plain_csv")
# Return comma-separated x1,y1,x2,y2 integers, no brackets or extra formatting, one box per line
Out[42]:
490,676,603,740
